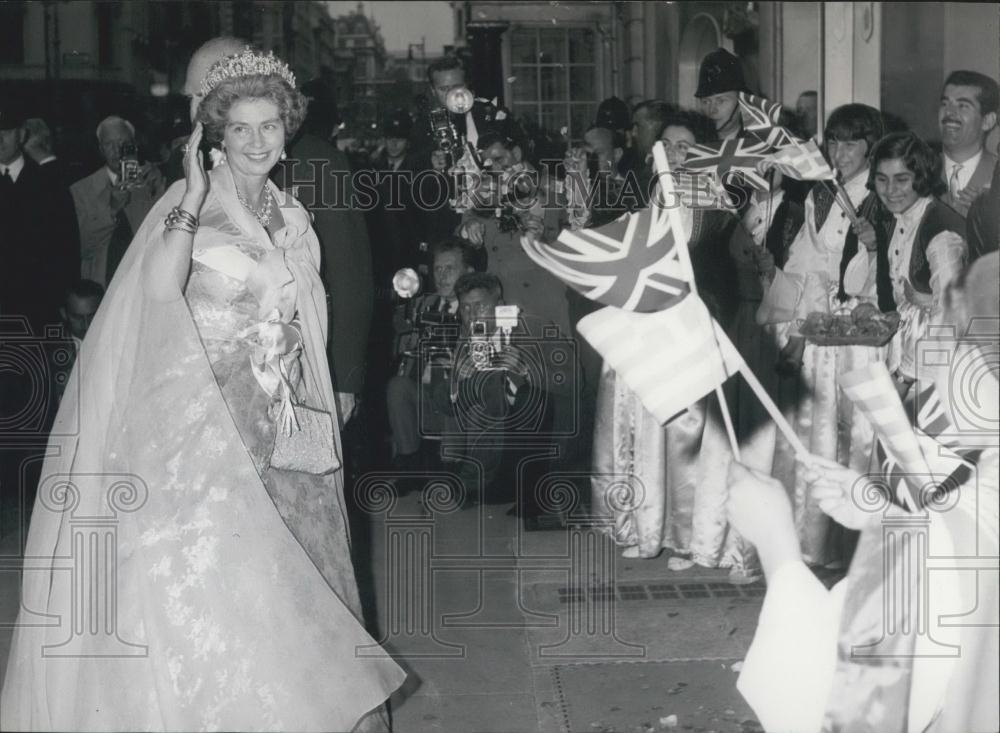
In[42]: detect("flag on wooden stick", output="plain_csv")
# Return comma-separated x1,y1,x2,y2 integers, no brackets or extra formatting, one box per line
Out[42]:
520,141,746,425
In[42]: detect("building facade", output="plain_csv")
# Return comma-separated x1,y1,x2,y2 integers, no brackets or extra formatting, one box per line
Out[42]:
451,1,999,146
331,2,390,135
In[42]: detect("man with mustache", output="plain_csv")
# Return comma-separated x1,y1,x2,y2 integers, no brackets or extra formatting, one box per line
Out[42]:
938,69,998,217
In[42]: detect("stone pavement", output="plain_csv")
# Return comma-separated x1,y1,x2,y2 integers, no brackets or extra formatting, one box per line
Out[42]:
0,495,773,733
361,492,766,733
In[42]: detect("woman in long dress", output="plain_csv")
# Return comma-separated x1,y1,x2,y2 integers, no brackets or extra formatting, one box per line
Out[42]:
591,110,742,566
1,49,404,732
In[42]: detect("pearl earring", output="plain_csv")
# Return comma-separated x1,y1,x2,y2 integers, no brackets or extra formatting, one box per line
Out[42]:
280,150,287,161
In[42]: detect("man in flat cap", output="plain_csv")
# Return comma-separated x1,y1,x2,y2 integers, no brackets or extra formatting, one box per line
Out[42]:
695,47,748,141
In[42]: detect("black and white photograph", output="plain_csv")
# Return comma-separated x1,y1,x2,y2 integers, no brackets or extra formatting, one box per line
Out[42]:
0,1,998,731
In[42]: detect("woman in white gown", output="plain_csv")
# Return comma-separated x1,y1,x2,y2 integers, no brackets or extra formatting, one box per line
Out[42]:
0,48,404,732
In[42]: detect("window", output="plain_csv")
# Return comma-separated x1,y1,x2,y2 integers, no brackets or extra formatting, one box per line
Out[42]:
509,26,598,143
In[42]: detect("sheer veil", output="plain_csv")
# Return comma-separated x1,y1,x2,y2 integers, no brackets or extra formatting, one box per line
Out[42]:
1,163,404,731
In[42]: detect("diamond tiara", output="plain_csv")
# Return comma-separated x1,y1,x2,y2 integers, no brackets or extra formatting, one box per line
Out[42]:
199,47,297,97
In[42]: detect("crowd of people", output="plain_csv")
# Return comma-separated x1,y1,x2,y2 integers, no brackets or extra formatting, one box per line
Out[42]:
0,34,997,732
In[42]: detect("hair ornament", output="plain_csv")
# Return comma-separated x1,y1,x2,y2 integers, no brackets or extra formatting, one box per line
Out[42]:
199,47,297,97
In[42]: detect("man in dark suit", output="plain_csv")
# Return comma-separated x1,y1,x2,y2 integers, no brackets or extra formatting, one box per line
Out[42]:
274,78,374,424
1,102,80,332
938,70,998,217
1,101,80,537
366,109,423,279
23,118,76,190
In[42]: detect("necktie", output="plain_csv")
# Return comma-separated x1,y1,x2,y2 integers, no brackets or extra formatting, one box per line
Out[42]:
0,168,13,190
948,163,963,198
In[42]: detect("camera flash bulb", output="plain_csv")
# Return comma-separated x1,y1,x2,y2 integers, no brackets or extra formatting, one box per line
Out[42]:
495,305,519,331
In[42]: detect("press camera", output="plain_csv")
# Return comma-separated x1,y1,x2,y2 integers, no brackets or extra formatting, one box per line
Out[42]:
469,305,520,370
119,142,140,186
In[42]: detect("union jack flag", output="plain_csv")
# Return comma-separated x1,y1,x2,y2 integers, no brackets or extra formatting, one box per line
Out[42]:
520,203,690,312
739,92,799,150
683,135,774,191
739,92,781,134
519,142,748,423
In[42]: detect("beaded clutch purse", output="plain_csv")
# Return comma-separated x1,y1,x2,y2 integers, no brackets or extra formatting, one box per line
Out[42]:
269,362,340,476
270,402,340,475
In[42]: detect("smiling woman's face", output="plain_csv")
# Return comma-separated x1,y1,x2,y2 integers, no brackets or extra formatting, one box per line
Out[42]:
873,157,921,214
223,97,285,178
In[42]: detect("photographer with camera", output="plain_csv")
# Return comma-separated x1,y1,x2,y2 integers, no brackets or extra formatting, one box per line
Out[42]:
445,272,555,516
411,56,501,247
386,238,475,472
71,116,165,287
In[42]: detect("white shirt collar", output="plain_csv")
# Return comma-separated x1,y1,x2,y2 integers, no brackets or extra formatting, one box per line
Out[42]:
897,196,932,230
106,167,119,186
842,168,870,200
38,155,57,166
944,148,983,173
3,155,25,182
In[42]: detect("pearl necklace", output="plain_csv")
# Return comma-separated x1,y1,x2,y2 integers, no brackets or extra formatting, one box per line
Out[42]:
236,185,274,229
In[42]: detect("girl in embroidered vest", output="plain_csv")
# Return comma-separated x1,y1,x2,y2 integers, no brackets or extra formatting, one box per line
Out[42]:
0,49,404,732
843,131,967,397
754,104,892,567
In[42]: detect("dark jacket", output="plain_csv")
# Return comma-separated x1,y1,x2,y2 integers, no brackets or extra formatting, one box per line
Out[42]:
0,157,80,331
274,134,374,395
966,166,999,263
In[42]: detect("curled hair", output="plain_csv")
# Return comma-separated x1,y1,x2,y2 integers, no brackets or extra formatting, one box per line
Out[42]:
658,108,716,145
196,74,307,145
867,131,945,198
454,272,503,301
824,104,890,154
